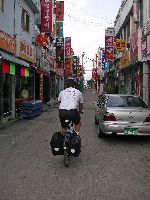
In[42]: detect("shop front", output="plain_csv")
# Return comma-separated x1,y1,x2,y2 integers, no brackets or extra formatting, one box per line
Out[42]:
35,68,50,103
0,52,34,123
0,33,36,124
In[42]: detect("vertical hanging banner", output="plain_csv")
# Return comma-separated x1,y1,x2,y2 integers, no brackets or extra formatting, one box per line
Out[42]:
101,49,106,70
133,1,140,23
56,21,64,37
56,37,64,68
72,56,78,75
105,36,114,61
64,58,72,76
41,0,53,33
141,36,147,59
130,31,138,64
56,1,64,21
65,37,71,57
105,28,114,63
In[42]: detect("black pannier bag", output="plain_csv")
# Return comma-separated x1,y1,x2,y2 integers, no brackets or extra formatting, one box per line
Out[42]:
50,132,64,156
67,134,81,157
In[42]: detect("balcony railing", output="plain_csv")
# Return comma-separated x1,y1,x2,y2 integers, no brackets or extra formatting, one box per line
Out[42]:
142,18,150,36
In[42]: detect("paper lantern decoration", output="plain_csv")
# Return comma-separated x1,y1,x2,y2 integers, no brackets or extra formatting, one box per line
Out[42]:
10,63,16,75
25,68,29,77
36,33,48,46
21,67,25,77
2,62,9,74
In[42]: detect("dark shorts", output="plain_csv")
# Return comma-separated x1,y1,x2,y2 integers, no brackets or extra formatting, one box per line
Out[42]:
59,109,81,128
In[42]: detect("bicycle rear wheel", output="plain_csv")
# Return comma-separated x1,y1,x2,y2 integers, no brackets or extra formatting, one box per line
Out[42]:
64,149,70,167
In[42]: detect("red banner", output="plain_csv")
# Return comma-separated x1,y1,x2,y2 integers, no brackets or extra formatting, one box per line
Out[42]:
130,31,138,63
41,0,53,33
141,36,147,58
65,37,71,57
105,36,114,62
92,68,98,81
56,1,64,21
64,58,72,76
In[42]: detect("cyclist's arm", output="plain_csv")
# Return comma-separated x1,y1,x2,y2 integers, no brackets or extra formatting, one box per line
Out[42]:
79,103,83,114
57,92,61,109
79,92,83,113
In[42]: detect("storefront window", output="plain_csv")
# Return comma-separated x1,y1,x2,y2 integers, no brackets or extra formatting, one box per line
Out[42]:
15,68,34,112
15,68,34,99
3,74,12,116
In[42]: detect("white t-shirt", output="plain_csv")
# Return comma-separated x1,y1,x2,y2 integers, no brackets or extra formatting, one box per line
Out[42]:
58,87,83,110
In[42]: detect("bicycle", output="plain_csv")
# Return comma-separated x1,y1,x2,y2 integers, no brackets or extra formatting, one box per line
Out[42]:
63,119,81,167
63,119,74,167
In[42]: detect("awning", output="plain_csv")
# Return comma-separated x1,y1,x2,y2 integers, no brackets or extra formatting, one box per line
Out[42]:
0,51,30,67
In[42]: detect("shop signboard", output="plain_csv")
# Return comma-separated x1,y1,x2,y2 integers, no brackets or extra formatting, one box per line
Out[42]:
64,57,72,76
133,1,140,23
0,31,16,54
141,36,147,58
56,1,64,21
16,37,36,63
105,35,114,62
130,31,138,64
36,33,48,46
72,56,78,74
65,37,71,57
115,39,127,52
56,21,64,37
119,50,130,69
41,0,53,33
56,37,64,68
101,49,105,70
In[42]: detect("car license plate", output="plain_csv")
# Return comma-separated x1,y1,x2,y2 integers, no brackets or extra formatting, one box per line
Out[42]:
124,128,138,135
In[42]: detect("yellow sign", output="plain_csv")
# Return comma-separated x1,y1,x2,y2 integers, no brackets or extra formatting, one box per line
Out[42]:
0,31,16,54
119,50,130,69
115,39,127,52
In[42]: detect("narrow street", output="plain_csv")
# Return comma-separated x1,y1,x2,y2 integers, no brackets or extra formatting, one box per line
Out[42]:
0,89,150,200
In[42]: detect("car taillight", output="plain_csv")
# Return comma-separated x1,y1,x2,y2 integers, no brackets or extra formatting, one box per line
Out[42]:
103,112,116,121
144,115,150,122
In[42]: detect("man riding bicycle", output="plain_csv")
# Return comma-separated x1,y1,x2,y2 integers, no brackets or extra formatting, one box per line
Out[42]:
58,77,84,135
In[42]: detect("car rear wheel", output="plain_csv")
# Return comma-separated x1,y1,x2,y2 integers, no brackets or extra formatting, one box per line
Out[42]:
98,125,106,138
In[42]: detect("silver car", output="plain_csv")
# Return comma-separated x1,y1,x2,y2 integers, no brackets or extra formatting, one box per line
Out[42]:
94,94,150,138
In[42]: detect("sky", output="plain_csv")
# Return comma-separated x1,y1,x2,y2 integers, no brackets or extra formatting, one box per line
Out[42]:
63,0,122,80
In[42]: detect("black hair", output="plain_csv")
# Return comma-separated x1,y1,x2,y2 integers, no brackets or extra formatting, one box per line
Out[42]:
66,78,75,88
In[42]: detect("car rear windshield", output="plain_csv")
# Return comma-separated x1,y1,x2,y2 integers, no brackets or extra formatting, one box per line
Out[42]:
106,95,147,108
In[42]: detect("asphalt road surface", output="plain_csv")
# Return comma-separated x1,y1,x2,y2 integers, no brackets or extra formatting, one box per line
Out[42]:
0,89,150,200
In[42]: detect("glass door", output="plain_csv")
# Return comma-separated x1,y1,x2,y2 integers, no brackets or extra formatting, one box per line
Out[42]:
3,74,12,117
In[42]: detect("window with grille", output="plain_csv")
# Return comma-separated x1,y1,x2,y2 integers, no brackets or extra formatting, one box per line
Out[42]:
21,9,30,33
0,0,4,12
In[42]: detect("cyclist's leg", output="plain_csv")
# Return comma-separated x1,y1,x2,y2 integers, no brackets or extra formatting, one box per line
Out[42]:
59,109,68,134
70,109,81,134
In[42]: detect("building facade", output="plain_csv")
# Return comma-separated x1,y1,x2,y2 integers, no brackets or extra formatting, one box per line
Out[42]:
0,0,41,124
113,0,150,107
